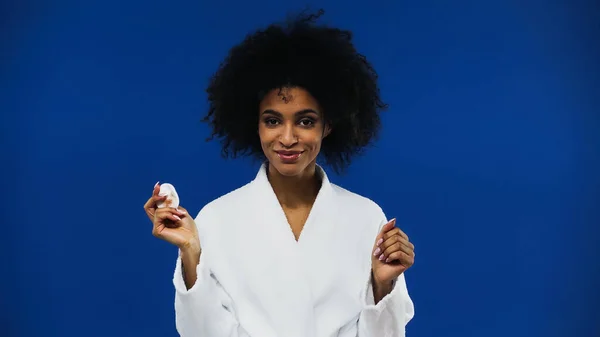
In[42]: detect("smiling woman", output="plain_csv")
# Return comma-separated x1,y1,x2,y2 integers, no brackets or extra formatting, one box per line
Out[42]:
143,9,415,337
258,87,330,177
202,9,386,175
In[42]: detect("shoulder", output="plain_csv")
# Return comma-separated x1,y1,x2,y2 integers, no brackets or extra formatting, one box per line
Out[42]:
330,182,387,222
191,181,256,248
193,181,254,222
329,183,388,253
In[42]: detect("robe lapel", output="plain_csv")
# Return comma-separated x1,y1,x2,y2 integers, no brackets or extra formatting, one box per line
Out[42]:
295,167,362,329
235,163,343,337
296,164,334,246
240,163,317,337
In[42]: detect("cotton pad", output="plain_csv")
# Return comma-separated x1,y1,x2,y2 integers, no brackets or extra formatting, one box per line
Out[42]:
156,183,180,209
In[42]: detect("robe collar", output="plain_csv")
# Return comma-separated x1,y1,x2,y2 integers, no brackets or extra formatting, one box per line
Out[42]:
252,162,334,240
252,161,333,199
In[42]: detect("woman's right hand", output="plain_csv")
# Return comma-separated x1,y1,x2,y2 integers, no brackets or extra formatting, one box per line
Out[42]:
143,182,200,252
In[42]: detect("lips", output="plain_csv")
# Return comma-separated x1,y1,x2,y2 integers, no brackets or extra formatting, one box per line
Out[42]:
276,150,303,163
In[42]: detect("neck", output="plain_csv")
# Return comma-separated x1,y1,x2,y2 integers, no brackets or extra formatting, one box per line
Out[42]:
267,162,321,208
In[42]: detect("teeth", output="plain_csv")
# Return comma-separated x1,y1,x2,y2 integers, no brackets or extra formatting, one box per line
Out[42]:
156,183,180,209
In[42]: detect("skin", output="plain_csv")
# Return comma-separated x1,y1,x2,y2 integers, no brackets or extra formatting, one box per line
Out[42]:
143,86,415,304
257,87,330,240
371,218,415,302
143,184,200,288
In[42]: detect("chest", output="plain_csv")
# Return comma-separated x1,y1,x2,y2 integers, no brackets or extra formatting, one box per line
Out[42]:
281,205,312,241
206,193,380,336
218,209,373,305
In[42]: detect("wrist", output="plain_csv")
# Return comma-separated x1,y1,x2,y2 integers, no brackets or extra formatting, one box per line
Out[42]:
371,270,393,288
371,271,394,299
179,239,201,257
179,240,200,290
373,279,394,294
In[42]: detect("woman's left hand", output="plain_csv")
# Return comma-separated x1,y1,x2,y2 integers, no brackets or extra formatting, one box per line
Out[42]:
371,219,415,286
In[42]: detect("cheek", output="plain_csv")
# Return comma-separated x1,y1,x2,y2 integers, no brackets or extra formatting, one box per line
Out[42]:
258,124,269,143
306,134,323,150
257,127,271,144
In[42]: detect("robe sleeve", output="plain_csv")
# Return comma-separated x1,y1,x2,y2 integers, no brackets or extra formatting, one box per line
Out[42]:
172,203,250,337
172,250,250,337
357,209,415,336
357,273,414,336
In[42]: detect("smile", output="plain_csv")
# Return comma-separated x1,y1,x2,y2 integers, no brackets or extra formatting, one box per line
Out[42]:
276,151,304,162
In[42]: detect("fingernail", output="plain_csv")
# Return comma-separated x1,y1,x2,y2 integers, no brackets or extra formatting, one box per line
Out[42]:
373,248,381,256
154,181,160,188
379,254,385,261
385,257,391,263
377,238,383,246
390,218,397,225
174,215,182,221
178,209,186,214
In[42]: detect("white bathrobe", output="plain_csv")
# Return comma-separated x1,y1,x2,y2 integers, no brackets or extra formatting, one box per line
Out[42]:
172,163,414,337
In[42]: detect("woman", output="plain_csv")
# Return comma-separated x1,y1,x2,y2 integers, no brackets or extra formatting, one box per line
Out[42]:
143,10,415,337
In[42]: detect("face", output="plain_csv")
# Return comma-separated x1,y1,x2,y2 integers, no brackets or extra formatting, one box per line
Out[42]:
258,87,330,177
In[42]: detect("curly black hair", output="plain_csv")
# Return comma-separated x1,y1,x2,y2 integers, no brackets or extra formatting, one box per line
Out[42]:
202,9,388,174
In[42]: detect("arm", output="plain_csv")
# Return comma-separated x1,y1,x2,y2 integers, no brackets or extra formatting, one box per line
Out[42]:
357,212,415,336
180,246,201,290
372,271,395,305
173,247,250,337
357,273,414,337
146,183,248,336
172,205,250,337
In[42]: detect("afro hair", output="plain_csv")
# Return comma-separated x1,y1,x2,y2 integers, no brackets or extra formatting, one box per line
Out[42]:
202,9,388,174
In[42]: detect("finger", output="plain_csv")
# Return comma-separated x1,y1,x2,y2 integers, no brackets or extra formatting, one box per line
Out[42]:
385,250,415,265
143,197,157,219
380,218,396,233
143,196,155,211
382,234,414,253
374,234,408,259
382,240,413,259
171,207,187,216
396,227,409,241
144,196,167,220
382,227,400,241
375,218,396,244
144,196,164,212
380,237,414,260
163,208,190,228
150,206,187,224
144,183,168,211
157,207,187,218
382,226,409,242
154,208,184,223
374,228,399,256
145,182,163,206
152,181,160,196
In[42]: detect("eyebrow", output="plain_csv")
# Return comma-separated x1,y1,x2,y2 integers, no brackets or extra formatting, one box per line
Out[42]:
261,109,319,117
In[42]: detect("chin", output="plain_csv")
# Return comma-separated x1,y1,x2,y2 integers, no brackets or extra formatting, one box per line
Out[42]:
272,164,304,177
269,161,308,177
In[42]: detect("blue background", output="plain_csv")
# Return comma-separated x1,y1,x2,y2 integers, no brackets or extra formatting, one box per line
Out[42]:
2,1,599,336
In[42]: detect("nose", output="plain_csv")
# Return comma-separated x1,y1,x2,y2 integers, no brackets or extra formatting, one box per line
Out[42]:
279,124,298,147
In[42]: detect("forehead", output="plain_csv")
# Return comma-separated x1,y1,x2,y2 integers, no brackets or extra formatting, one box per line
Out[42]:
259,87,320,113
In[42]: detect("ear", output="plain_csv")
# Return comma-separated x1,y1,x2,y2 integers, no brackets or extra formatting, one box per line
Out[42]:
323,124,332,138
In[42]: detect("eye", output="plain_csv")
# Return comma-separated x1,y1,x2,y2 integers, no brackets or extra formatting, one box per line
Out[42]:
264,118,279,126
299,118,315,127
